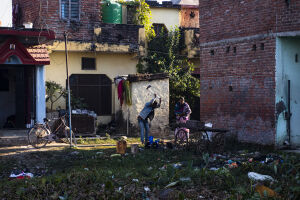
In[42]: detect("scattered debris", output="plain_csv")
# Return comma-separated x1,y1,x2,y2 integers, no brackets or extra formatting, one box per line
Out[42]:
132,179,139,182
144,186,151,192
110,154,121,158
248,172,275,182
172,163,183,169
255,184,277,198
131,144,139,154
9,172,34,179
70,151,79,155
165,181,179,188
180,177,191,182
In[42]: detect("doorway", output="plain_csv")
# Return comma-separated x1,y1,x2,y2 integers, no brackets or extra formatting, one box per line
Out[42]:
0,65,35,129
276,37,300,147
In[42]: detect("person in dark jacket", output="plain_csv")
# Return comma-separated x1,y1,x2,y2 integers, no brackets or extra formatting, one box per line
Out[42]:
138,95,161,144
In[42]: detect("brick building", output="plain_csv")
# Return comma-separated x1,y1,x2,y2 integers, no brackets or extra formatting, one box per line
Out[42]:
199,0,300,147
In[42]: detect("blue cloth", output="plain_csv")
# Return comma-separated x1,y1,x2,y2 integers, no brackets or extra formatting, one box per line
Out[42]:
139,98,160,120
138,117,149,143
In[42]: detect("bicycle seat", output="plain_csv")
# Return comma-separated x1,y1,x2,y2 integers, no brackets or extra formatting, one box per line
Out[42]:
43,118,50,122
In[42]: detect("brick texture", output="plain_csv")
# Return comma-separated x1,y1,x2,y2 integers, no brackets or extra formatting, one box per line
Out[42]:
13,0,101,41
199,0,300,145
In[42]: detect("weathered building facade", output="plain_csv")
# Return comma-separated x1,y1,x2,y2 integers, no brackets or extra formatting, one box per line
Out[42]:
199,0,300,147
13,0,146,124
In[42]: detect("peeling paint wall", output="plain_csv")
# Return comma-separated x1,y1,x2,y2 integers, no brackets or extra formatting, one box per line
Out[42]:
276,37,300,147
120,79,169,138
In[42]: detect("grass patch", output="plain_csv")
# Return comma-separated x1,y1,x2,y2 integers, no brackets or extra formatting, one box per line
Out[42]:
0,147,300,199
76,137,141,145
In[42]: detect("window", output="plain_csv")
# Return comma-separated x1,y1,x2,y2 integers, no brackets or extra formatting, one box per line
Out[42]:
82,57,96,70
61,0,80,20
69,74,112,115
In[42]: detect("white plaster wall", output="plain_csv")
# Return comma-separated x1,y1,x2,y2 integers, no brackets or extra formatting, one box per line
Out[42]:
0,0,12,27
120,79,169,137
150,8,180,30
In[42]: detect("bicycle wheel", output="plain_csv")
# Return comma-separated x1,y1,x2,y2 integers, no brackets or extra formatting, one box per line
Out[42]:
28,125,49,148
175,129,188,149
63,129,77,146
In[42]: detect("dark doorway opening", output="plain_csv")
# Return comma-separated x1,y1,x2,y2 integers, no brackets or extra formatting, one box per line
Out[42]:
0,65,35,129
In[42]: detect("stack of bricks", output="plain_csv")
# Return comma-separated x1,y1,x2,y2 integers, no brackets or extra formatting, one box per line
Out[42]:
198,0,300,145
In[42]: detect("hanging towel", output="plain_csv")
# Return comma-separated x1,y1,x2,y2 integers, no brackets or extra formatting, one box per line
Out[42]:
123,80,132,106
118,80,124,107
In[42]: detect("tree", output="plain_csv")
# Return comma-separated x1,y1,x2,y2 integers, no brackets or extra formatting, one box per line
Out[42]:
46,81,67,111
138,28,200,119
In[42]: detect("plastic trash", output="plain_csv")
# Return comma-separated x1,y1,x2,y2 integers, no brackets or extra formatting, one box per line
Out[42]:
96,152,103,155
131,144,139,154
144,186,151,192
209,167,219,171
9,172,34,179
205,123,213,141
248,172,275,182
228,162,238,168
110,154,121,157
173,163,183,169
180,177,191,182
70,151,79,155
255,185,277,198
165,181,179,188
132,179,139,182
149,136,154,144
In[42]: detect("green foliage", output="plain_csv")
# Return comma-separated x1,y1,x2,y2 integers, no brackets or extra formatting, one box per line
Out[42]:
138,28,200,118
119,0,155,39
46,81,67,111
70,94,88,110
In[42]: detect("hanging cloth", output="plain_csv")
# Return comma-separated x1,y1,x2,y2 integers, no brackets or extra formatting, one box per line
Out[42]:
123,80,132,106
117,79,124,107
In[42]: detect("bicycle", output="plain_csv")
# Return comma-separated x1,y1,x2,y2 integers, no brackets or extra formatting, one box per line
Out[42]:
174,116,190,149
28,115,77,148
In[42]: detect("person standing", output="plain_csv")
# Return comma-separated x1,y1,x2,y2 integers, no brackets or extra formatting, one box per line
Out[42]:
138,95,161,144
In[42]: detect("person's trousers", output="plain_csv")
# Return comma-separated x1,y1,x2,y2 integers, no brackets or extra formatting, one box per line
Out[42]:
138,117,149,144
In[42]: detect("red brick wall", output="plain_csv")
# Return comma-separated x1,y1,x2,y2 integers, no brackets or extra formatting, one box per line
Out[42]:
199,0,300,43
13,0,101,41
199,0,300,145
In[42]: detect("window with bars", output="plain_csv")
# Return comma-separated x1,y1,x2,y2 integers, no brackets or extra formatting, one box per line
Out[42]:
61,0,80,21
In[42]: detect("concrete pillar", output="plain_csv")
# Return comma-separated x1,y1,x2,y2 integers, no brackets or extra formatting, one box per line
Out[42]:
35,65,46,123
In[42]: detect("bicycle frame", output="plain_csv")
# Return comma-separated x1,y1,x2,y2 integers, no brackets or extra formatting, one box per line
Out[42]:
40,115,69,142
